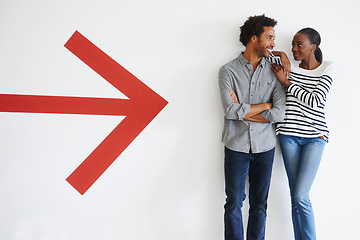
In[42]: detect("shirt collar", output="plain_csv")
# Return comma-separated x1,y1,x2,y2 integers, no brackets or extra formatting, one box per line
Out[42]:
239,52,266,68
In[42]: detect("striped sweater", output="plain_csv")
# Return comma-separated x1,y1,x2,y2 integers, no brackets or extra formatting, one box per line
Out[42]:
275,61,334,141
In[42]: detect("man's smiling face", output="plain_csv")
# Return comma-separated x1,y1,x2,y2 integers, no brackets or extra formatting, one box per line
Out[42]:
253,26,276,58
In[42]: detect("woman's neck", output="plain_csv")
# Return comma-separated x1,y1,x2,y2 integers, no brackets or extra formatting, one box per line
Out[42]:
299,55,321,70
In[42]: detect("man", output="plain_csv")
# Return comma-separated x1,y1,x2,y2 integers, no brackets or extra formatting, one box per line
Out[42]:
218,15,286,240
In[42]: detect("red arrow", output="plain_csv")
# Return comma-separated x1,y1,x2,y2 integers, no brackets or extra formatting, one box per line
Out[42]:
0,31,168,195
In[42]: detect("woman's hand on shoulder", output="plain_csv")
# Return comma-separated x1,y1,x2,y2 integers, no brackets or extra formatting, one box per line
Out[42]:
271,63,292,88
272,51,291,78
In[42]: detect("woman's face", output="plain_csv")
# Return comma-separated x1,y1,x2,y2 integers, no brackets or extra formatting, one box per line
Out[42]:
291,33,315,61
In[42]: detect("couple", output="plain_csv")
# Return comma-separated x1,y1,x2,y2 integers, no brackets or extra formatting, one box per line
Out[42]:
218,15,333,240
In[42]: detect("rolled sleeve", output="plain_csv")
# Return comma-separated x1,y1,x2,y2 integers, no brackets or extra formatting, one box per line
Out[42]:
219,66,250,120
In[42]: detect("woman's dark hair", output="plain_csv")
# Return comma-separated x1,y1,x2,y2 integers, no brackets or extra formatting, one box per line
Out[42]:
239,14,277,46
297,27,323,63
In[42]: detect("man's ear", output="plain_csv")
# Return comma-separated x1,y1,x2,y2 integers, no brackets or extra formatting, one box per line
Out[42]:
251,35,257,42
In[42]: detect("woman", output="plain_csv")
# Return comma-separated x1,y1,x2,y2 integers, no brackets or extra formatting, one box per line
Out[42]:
271,28,334,240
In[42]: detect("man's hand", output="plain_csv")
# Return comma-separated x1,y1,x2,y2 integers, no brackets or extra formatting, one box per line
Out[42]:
230,90,239,104
264,102,273,110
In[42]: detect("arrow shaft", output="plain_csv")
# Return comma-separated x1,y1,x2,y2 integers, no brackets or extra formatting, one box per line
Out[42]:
0,94,131,116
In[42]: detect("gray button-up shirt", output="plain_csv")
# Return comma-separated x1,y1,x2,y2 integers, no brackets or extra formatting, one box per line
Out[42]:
219,53,286,153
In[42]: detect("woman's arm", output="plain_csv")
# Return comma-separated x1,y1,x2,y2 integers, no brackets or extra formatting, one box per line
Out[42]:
272,51,291,77
273,62,334,109
287,64,334,108
271,64,292,87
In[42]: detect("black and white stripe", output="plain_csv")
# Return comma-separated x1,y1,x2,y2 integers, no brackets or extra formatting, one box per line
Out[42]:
276,61,333,141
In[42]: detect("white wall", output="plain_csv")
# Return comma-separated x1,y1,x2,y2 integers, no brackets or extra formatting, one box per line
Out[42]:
0,0,358,239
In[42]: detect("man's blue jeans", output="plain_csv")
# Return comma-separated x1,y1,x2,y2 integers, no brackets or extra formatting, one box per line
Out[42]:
279,135,326,240
224,147,275,240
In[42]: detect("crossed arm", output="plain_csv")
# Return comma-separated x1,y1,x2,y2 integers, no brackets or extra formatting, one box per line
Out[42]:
219,65,286,124
229,90,272,123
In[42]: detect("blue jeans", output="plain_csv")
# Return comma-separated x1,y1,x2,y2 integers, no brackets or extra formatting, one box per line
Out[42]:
224,147,275,240
279,135,326,240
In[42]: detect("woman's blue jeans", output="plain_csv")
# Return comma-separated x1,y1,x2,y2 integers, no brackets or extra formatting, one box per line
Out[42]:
279,135,326,240
224,147,275,240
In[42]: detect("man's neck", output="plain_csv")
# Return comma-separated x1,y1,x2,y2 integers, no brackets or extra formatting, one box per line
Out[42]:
243,49,263,71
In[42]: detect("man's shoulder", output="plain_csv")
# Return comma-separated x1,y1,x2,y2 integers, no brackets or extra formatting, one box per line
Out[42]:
221,56,242,69
262,57,275,69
